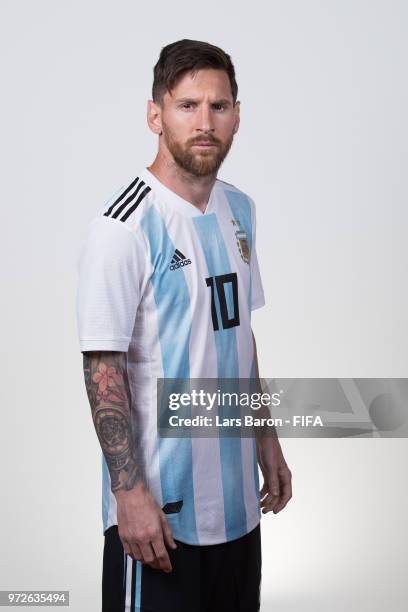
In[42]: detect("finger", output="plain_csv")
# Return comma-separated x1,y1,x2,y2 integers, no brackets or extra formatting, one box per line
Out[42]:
145,543,167,572
260,481,280,506
151,537,172,573
261,502,275,513
120,536,137,561
259,483,268,500
128,542,143,562
161,514,177,550
273,481,293,514
260,490,279,505
146,556,161,570
261,490,281,513
263,472,292,513
124,547,135,561
139,542,155,565
272,467,292,513
262,499,280,514
121,537,131,556
260,487,280,509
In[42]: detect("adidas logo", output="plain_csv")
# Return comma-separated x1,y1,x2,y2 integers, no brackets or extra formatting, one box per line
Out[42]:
169,249,192,271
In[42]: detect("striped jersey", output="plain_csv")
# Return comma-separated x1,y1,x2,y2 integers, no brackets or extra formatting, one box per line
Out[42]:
76,167,266,545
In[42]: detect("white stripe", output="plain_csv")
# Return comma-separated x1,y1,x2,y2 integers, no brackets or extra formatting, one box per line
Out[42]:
241,437,261,531
124,555,133,611
103,473,118,532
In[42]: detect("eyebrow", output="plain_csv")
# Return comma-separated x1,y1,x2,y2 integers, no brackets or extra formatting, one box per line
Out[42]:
175,97,232,106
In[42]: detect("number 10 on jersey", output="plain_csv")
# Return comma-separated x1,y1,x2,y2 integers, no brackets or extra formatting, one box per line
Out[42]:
205,272,240,331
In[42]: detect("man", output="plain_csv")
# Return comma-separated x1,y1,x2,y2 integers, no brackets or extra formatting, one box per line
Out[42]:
76,39,292,612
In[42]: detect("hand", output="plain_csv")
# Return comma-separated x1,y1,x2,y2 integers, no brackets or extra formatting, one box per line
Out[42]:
114,481,177,573
257,437,292,514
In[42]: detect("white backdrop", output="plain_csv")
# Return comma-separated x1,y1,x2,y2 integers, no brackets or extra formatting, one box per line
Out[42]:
1,1,407,610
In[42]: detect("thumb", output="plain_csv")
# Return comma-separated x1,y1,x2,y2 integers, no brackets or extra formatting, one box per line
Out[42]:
259,481,268,499
161,513,177,549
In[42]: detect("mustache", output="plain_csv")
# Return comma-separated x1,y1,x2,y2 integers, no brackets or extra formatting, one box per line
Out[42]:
190,136,220,146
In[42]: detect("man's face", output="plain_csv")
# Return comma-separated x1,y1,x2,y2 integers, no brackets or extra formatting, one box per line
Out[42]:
159,69,240,177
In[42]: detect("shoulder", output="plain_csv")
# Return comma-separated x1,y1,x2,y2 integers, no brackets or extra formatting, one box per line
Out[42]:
96,173,154,235
216,177,257,216
81,173,156,259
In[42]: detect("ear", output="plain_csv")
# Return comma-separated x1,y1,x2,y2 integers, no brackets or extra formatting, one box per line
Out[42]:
233,100,241,134
147,99,163,135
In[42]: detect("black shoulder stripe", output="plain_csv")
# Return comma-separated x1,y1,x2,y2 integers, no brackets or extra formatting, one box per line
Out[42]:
120,186,151,222
103,176,139,217
111,180,145,219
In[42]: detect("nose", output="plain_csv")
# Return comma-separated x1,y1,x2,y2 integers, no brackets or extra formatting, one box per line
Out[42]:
195,103,215,134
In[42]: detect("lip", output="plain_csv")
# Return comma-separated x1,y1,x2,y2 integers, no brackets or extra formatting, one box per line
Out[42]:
192,143,217,148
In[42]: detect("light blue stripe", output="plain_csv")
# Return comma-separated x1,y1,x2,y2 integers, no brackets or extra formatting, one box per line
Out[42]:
193,213,247,540
224,279,234,319
135,561,142,611
141,206,198,544
102,454,109,533
224,190,253,312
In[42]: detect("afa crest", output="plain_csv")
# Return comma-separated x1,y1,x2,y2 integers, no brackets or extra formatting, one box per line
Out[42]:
231,219,250,264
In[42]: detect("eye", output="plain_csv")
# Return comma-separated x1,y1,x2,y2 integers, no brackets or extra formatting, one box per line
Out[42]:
213,103,226,111
181,102,196,110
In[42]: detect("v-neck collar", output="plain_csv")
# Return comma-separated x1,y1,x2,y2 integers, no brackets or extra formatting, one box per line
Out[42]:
138,167,218,218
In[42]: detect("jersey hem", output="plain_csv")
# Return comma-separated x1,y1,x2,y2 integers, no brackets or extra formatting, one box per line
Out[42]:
173,516,262,546
103,516,262,546
79,338,130,352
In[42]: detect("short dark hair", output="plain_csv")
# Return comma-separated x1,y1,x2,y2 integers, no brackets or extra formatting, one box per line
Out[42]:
152,39,238,106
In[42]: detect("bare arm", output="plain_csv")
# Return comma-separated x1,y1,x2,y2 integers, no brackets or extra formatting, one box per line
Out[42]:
251,330,278,439
82,350,176,572
251,331,293,514
82,351,141,492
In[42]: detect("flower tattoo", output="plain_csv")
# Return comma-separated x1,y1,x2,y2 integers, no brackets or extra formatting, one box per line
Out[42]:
92,362,126,404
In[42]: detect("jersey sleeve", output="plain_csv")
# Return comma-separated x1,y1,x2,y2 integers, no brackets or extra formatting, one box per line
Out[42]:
249,198,266,311
76,216,148,352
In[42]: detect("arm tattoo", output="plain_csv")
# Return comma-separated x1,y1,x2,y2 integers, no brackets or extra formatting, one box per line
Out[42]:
82,351,142,493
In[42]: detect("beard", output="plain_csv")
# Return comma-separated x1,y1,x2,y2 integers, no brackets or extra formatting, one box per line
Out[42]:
161,121,235,177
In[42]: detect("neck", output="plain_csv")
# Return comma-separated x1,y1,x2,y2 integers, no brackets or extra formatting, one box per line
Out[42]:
147,152,217,213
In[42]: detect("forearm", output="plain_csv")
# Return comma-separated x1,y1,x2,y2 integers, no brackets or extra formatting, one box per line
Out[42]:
82,351,143,493
251,330,278,444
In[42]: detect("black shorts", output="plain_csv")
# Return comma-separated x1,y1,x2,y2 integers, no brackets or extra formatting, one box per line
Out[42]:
102,523,262,612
